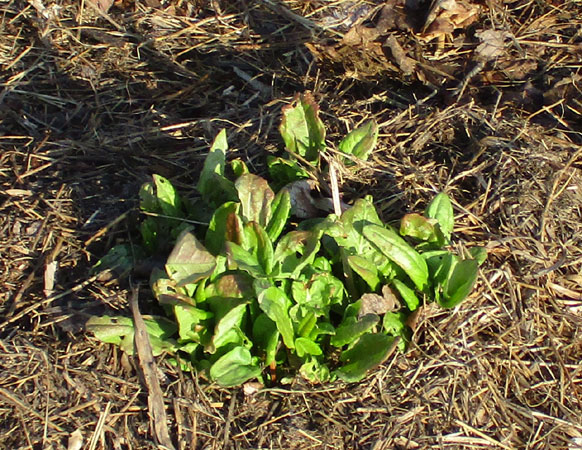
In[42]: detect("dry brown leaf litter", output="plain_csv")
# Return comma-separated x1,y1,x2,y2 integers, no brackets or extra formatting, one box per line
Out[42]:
1,0,581,448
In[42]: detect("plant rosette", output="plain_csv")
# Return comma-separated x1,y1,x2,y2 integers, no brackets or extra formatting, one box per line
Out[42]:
88,94,486,387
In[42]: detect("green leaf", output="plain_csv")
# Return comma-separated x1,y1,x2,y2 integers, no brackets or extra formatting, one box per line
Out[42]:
382,311,406,336
257,286,295,349
299,357,331,383
347,255,380,291
425,193,454,240
335,333,395,382
338,120,378,162
140,217,158,252
139,181,159,213
440,259,479,308
197,130,237,206
273,230,321,277
469,247,487,266
330,314,379,347
91,244,144,277
230,159,249,178
165,230,217,286
173,304,213,342
226,241,265,278
400,213,443,245
245,222,274,275
328,198,391,274
212,303,248,350
86,315,134,346
295,337,322,357
153,174,183,218
391,278,420,311
266,156,310,189
209,346,261,387
279,92,325,164
205,202,240,255
253,314,279,365
86,315,178,356
363,224,429,291
266,189,291,241
212,272,255,299
235,173,275,227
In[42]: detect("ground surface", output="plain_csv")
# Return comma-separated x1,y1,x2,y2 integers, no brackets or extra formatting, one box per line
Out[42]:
1,0,582,449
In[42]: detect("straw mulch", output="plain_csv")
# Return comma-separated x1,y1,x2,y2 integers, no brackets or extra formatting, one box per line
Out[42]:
1,0,581,448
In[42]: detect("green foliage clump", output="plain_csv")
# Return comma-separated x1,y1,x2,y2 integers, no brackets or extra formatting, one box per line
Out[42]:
87,94,485,387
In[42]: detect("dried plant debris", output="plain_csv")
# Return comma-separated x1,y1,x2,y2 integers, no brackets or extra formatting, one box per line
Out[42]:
1,0,582,448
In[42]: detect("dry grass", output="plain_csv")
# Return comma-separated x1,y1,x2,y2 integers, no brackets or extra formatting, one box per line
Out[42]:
1,0,582,448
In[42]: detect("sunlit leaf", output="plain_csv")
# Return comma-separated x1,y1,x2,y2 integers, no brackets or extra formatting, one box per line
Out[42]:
166,230,216,286
347,255,380,291
235,173,275,227
279,92,325,164
330,314,379,347
425,193,454,240
266,189,291,241
391,278,420,311
257,285,295,349
226,241,265,278
338,120,378,162
153,174,183,218
197,129,237,206
209,346,261,387
363,224,429,291
335,333,395,382
440,258,479,308
205,202,240,254
266,156,310,190
295,337,322,357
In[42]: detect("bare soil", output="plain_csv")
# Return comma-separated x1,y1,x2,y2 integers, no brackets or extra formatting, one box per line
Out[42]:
1,0,581,449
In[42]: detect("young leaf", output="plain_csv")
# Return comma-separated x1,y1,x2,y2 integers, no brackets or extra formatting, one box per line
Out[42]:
338,120,378,162
469,247,487,266
295,337,323,357
209,346,261,387
391,278,420,311
205,202,240,254
279,92,325,164
92,244,145,277
440,259,479,308
226,241,265,278
245,222,274,275
173,304,213,342
347,255,380,291
334,333,395,382
266,156,310,189
400,213,443,244
153,174,183,218
273,230,320,277
197,130,237,206
235,173,275,227
166,230,217,286
257,286,295,349
139,181,160,213
363,224,429,291
330,314,379,347
86,315,134,346
425,193,454,240
299,357,331,383
231,159,249,177
211,303,248,350
253,313,280,365
266,189,291,241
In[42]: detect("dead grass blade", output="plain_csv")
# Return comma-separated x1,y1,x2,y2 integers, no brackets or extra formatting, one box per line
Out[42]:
129,287,176,450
